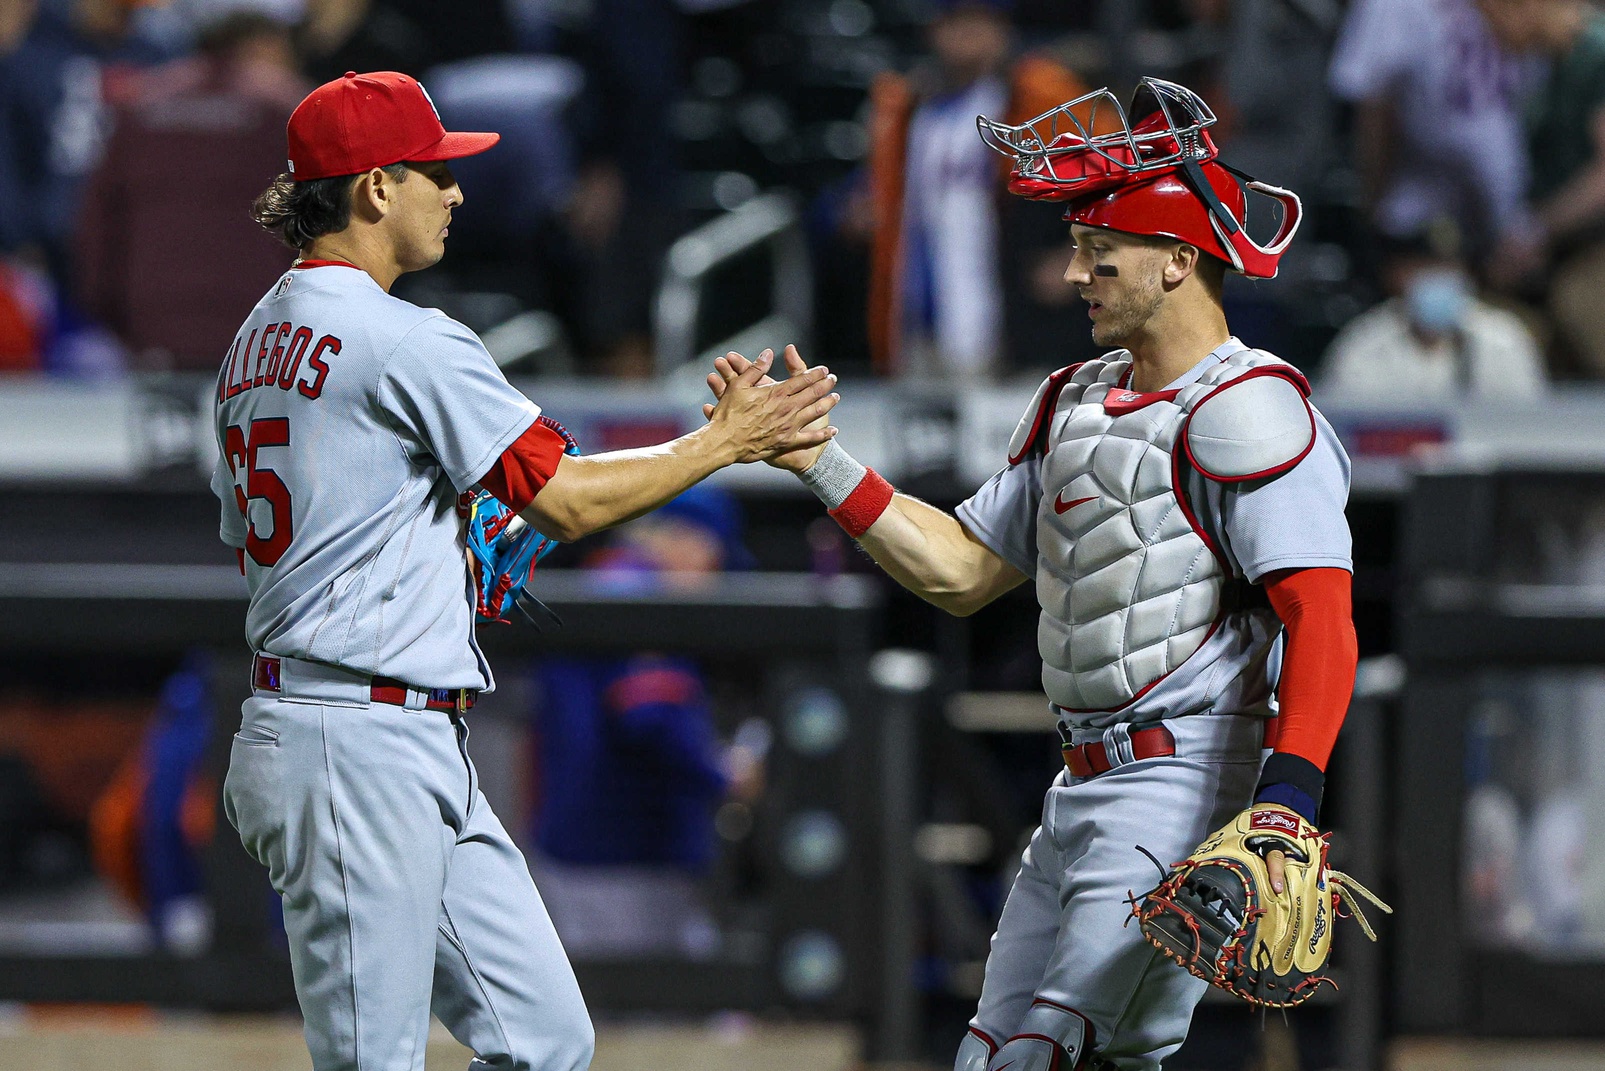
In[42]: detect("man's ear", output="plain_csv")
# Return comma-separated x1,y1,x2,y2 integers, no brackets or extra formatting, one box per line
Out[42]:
1162,242,1201,287
352,167,392,222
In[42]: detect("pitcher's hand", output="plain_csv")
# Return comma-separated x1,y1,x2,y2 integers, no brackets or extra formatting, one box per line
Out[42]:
703,347,838,464
704,345,834,473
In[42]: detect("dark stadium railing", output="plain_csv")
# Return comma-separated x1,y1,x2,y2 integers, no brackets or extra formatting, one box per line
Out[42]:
0,565,965,1061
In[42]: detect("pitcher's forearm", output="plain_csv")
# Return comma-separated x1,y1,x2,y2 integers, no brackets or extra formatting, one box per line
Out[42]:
521,425,732,541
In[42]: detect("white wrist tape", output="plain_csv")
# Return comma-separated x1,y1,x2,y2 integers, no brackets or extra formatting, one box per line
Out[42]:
797,439,867,511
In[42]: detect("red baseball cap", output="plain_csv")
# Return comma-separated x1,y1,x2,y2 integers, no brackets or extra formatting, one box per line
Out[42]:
286,70,500,182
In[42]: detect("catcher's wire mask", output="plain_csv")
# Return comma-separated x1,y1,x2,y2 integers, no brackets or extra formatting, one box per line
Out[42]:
975,77,1217,190
976,76,1303,278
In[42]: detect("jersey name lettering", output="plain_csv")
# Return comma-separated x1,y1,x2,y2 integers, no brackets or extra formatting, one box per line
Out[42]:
216,324,341,404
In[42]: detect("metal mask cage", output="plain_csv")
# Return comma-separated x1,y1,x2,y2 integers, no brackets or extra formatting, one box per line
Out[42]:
975,77,1219,188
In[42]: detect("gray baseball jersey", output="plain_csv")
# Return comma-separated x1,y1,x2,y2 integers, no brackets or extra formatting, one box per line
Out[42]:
210,263,540,691
215,262,594,1071
955,337,1352,728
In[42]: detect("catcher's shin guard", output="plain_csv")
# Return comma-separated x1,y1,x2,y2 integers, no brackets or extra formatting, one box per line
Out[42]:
985,1001,1095,1071
955,1028,997,1071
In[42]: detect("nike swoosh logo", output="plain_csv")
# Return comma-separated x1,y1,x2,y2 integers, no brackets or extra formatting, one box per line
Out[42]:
1054,493,1096,515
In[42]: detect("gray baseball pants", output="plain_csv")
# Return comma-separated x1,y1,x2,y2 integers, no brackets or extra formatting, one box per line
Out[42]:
223,656,594,1071
963,714,1265,1071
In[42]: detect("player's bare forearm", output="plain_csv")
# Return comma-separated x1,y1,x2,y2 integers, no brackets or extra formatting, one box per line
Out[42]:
520,426,734,541
855,493,1027,616
525,357,838,541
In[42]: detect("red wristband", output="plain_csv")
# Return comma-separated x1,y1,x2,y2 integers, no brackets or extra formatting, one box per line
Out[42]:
827,468,894,538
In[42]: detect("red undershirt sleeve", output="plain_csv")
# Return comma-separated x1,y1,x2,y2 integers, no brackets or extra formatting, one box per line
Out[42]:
1256,566,1359,821
476,418,569,514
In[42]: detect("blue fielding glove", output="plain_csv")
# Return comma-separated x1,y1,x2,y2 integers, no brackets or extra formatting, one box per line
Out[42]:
466,416,579,626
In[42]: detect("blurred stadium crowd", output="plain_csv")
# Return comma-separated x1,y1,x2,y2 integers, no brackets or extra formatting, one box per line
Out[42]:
9,4,1605,1061
1,0,1603,396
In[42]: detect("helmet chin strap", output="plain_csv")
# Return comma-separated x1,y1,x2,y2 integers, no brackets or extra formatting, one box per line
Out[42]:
1179,157,1241,236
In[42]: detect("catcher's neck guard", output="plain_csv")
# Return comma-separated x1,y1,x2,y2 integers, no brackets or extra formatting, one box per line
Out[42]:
976,77,1302,279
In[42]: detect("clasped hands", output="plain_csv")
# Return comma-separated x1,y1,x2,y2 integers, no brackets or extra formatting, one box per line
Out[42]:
703,345,834,473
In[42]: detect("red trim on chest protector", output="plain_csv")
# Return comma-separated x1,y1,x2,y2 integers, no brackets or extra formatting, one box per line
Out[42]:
1009,362,1087,466
477,419,570,514
1171,434,1227,568
1053,616,1228,716
1168,366,1312,565
966,1028,1000,1057
1102,387,1179,415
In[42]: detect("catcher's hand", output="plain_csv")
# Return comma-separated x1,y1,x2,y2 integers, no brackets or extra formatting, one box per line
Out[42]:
1132,803,1392,1008
465,415,579,625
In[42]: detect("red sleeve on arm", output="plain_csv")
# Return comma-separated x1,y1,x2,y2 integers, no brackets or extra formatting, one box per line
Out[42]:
1263,566,1358,771
477,419,569,513
236,547,245,575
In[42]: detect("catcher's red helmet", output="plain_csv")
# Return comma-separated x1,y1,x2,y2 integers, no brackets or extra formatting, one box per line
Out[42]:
976,78,1300,279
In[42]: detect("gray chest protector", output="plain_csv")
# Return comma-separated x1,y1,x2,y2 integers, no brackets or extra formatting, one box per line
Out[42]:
1009,349,1315,714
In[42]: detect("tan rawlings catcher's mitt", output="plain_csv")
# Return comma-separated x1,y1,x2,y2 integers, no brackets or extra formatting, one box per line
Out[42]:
1131,803,1392,1008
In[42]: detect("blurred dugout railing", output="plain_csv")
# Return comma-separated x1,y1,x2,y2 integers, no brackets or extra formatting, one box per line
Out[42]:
1399,463,1605,1039
654,190,813,378
9,371,1605,496
0,563,960,1057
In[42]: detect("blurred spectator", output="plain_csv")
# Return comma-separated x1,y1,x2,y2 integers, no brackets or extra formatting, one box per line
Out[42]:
89,653,215,953
412,54,583,312
527,486,763,959
0,687,152,893
1330,0,1536,259
863,0,1089,378
294,0,588,344
73,11,307,369
1180,0,1337,244
1479,0,1605,378
0,256,51,371
1318,226,1545,402
1176,0,1340,357
0,0,171,286
125,0,306,58
121,7,307,112
565,0,685,377
299,0,515,82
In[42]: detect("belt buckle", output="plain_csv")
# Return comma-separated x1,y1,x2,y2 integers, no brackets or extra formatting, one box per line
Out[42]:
455,688,469,716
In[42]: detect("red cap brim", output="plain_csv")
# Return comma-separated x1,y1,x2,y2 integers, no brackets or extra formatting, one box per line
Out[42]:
412,130,501,163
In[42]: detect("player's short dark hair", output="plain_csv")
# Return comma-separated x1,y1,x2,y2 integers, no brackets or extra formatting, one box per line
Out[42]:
251,162,410,250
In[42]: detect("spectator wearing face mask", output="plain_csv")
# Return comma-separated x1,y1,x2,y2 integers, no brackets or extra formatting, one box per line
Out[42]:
1318,228,1545,402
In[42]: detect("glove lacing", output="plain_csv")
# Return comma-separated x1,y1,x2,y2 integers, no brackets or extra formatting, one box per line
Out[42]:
1326,869,1393,942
